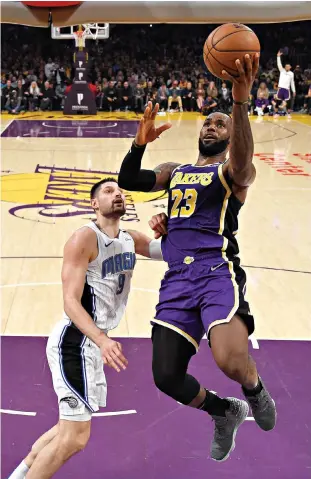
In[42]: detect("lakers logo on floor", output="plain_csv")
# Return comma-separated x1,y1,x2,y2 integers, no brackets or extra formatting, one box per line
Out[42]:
1,165,167,223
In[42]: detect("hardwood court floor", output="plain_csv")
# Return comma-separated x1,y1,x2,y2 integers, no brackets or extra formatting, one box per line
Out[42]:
1,112,311,341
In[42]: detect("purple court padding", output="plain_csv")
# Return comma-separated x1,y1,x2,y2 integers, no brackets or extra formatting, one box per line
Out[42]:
1,336,311,479
1,120,139,138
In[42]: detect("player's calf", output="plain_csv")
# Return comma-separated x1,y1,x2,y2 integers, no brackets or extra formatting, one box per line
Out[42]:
8,425,59,479
209,317,276,432
25,424,59,468
210,315,259,388
213,349,251,385
25,420,91,479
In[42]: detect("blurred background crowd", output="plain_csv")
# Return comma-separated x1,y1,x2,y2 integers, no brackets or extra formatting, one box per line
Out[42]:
1,22,311,115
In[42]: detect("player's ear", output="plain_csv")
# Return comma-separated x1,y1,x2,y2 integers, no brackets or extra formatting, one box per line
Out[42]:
91,197,99,211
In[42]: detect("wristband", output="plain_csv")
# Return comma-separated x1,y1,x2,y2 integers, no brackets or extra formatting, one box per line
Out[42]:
149,239,163,260
133,140,147,148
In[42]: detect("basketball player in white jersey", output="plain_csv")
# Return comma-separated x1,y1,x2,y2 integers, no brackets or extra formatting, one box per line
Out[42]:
9,178,165,479
275,50,296,118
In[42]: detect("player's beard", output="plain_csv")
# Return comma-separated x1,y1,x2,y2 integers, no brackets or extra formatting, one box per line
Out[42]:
99,203,126,218
198,137,229,157
111,202,126,217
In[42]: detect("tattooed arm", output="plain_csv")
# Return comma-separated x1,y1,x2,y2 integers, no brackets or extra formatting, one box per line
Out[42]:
228,102,256,187
222,54,259,188
151,161,181,191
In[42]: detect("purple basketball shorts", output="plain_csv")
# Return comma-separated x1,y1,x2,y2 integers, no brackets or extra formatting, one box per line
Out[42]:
152,257,254,351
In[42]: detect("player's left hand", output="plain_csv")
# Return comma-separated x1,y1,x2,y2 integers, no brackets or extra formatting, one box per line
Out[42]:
148,212,168,239
135,102,172,146
221,53,259,103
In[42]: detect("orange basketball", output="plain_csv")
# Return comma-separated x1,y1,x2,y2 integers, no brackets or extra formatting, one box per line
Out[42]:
203,23,260,79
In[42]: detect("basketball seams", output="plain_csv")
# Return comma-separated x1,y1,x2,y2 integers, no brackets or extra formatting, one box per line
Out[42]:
204,24,223,56
213,30,260,52
212,27,251,48
204,49,238,76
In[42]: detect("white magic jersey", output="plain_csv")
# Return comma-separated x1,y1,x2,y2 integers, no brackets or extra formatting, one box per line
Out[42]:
277,56,295,93
64,221,136,332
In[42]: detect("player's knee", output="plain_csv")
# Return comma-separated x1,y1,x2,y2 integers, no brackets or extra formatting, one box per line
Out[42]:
153,366,182,399
153,368,174,395
60,428,90,454
74,429,90,452
215,350,248,383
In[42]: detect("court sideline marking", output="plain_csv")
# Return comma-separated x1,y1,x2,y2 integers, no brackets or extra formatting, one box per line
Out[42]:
0,408,137,418
0,407,256,421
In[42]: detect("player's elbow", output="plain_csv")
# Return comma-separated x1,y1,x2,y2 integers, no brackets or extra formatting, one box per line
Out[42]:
230,164,256,187
117,173,136,190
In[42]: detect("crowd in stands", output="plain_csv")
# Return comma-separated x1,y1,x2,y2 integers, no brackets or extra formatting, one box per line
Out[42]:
1,22,311,115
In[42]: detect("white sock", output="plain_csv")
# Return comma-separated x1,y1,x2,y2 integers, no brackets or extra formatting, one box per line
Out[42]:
8,460,29,479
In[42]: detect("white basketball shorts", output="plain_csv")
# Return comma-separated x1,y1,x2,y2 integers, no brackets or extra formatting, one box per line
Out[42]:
46,320,107,421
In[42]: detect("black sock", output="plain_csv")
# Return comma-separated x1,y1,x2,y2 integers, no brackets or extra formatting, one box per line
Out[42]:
242,378,263,397
198,389,230,417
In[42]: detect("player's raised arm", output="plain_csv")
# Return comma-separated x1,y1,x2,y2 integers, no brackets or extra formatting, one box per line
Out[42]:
62,228,128,372
118,101,180,192
221,54,259,187
277,50,285,72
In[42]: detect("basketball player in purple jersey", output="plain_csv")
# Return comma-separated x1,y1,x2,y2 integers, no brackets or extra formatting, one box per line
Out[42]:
119,54,276,462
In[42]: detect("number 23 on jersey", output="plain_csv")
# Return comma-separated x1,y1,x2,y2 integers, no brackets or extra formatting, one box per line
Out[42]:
170,189,197,218
170,172,214,219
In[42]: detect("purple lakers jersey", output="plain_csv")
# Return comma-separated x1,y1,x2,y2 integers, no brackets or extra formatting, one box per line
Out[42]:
161,162,243,266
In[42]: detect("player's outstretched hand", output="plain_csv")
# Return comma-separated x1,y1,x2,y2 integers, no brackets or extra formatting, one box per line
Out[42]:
135,101,172,146
148,212,168,239
99,336,128,372
221,53,259,103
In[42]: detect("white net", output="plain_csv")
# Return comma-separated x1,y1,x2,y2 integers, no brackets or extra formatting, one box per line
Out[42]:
82,23,109,40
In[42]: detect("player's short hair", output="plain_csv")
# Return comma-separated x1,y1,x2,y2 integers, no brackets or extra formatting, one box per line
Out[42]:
90,177,118,199
207,111,232,120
